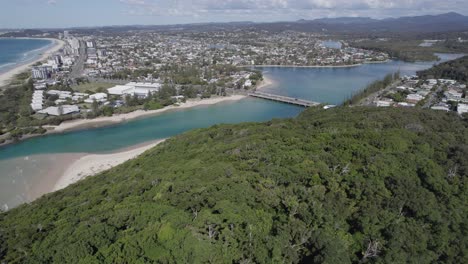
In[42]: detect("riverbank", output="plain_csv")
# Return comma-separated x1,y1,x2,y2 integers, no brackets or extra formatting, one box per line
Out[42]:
0,94,247,148
255,74,275,90
252,64,363,68
47,94,247,134
0,38,65,87
53,139,166,191
251,60,392,69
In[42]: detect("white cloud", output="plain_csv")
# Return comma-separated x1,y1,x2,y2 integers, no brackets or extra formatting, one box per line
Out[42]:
47,0,57,5
118,0,467,20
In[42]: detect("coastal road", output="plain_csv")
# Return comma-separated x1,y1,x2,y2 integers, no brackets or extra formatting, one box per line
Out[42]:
70,40,86,79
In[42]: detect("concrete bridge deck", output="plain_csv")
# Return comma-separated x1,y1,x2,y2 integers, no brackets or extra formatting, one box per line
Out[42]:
248,91,320,107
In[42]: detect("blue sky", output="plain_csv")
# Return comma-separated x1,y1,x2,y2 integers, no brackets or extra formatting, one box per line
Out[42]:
0,0,467,28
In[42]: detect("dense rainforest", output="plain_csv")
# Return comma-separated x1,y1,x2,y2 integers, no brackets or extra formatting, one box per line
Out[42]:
417,55,468,82
0,107,467,263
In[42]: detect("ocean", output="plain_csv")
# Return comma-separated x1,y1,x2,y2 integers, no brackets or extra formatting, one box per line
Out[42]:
0,38,53,74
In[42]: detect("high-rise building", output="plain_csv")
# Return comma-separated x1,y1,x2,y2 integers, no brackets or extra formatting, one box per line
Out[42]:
86,40,96,48
64,31,69,38
31,66,50,80
53,55,63,66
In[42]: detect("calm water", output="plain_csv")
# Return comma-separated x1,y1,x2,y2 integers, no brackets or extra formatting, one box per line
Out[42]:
321,40,342,49
0,52,464,208
257,55,461,105
0,38,53,74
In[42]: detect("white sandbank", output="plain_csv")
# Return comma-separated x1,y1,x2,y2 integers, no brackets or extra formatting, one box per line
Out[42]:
255,74,275,91
53,139,166,191
0,38,65,87
46,94,247,133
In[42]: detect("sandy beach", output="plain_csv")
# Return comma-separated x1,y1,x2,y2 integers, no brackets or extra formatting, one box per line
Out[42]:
0,38,65,87
46,94,247,133
255,74,275,91
53,139,166,191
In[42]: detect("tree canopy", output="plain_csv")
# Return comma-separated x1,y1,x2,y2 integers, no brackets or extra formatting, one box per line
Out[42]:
0,107,467,263
417,55,468,82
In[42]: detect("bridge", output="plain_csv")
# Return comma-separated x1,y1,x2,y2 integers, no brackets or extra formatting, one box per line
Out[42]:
248,91,320,107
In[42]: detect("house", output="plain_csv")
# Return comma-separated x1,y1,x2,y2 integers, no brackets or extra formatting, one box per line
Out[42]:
85,93,108,103
406,94,424,104
431,103,450,112
47,90,72,99
445,89,463,101
375,99,393,107
33,82,47,90
38,105,80,116
30,91,44,111
458,103,468,115
396,102,416,108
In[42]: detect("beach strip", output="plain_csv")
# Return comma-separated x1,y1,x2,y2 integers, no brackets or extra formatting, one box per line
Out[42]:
53,139,166,191
0,38,65,87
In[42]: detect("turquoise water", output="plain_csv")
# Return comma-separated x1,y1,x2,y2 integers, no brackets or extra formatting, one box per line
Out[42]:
0,38,53,74
0,98,302,160
0,52,464,208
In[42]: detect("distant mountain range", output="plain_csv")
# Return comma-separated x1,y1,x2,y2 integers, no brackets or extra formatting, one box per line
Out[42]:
293,12,468,32
2,12,468,36
128,12,468,33
250,12,468,33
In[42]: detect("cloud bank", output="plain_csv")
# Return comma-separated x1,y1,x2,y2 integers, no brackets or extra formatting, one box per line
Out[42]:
118,0,467,20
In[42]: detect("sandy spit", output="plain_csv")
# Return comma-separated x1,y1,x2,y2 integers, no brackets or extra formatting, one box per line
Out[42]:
53,139,166,191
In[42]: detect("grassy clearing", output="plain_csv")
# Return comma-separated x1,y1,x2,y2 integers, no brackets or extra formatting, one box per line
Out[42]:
72,82,116,93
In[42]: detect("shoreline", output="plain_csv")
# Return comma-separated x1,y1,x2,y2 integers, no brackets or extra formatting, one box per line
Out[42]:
249,60,391,69
255,74,276,91
47,94,247,133
0,38,65,87
53,139,166,191
0,94,247,148
252,64,362,68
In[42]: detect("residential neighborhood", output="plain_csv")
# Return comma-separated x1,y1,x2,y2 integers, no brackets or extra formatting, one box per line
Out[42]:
373,75,468,115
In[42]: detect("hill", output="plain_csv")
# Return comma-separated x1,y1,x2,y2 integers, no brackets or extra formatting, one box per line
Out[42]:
0,107,467,263
417,55,468,82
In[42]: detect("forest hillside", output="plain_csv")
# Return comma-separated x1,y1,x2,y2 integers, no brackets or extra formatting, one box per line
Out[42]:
0,107,467,263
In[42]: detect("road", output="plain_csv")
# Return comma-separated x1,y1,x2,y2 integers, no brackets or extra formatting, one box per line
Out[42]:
70,40,87,79
422,86,442,109
357,80,402,106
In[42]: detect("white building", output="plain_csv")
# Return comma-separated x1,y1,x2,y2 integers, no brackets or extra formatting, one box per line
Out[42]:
38,105,79,116
85,93,108,103
47,90,72,99
86,40,96,48
445,89,463,101
458,103,468,115
406,94,424,103
31,66,50,79
33,82,47,90
431,103,450,112
108,82,161,98
30,91,44,111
